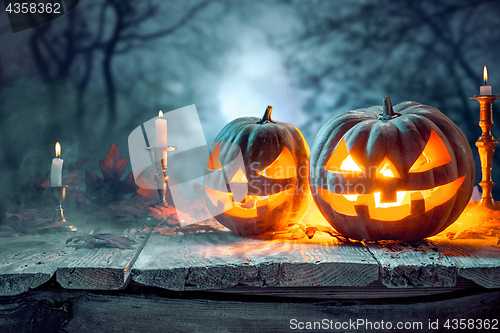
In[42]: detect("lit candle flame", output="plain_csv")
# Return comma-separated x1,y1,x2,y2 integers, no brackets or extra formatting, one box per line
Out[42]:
484,66,488,85
55,142,61,158
158,110,163,118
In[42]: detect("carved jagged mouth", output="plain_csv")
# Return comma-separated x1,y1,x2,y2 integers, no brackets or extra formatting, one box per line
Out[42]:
205,185,296,218
316,176,465,221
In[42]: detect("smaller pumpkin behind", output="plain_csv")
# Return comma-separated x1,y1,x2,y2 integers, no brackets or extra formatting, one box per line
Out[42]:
204,106,311,237
309,95,475,241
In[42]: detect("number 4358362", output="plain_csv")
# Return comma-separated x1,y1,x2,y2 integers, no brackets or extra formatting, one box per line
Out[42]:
444,318,498,330
5,2,61,14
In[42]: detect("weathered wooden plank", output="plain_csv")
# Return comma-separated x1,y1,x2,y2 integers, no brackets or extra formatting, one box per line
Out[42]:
1,286,499,333
208,277,481,299
131,231,379,290
56,230,150,290
431,236,500,288
0,234,77,296
365,240,457,288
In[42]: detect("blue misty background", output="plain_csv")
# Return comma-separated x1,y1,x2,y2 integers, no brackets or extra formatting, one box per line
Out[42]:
0,0,499,217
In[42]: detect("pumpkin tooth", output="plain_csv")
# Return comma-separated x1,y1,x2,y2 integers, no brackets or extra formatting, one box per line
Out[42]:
410,192,425,215
354,204,370,220
239,199,256,209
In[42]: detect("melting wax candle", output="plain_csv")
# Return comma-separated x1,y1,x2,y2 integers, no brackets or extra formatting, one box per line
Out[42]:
155,110,168,147
50,142,63,186
480,66,492,95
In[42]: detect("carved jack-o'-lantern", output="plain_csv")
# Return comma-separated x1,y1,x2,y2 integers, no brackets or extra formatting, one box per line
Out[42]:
204,106,310,237
309,95,475,241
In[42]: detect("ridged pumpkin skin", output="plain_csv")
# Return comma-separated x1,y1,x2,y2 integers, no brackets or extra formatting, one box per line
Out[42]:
309,96,475,241
204,106,310,237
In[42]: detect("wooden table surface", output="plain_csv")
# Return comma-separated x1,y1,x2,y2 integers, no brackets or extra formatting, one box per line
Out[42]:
1,222,499,297
1,216,499,332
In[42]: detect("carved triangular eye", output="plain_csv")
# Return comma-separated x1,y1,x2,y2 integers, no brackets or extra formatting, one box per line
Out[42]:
409,129,452,173
340,155,363,172
376,157,400,178
207,141,223,171
325,137,363,172
257,146,296,179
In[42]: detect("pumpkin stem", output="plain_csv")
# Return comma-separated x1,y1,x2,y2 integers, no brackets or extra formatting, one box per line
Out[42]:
257,106,274,124
383,94,394,117
378,94,400,120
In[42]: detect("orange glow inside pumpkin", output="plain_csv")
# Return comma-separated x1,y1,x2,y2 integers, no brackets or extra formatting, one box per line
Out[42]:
409,128,452,173
340,155,362,172
257,146,296,179
206,185,296,218
318,128,462,221
206,144,298,218
376,157,400,178
231,168,248,183
326,137,363,173
326,128,452,176
316,176,465,221
207,141,223,171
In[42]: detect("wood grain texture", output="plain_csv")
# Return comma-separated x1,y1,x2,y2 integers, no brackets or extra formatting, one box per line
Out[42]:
365,240,457,288
431,236,500,288
1,287,499,333
132,232,379,290
56,230,150,290
0,234,76,296
207,278,481,299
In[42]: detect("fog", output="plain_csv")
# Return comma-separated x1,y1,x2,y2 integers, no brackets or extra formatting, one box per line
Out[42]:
1,0,499,220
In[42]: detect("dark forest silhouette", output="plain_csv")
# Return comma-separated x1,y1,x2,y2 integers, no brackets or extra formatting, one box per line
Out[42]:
1,0,499,217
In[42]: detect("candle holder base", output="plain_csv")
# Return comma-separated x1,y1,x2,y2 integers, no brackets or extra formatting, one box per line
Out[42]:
50,186,77,232
478,197,500,210
471,199,500,222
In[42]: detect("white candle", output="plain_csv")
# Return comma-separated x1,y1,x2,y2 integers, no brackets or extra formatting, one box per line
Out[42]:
50,142,63,187
155,110,168,147
480,66,492,95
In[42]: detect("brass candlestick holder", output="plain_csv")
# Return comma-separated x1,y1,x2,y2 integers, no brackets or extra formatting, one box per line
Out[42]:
470,94,500,210
49,185,77,231
147,146,177,206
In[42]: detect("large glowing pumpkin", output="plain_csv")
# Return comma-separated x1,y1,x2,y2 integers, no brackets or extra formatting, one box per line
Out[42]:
204,106,310,237
309,95,475,241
